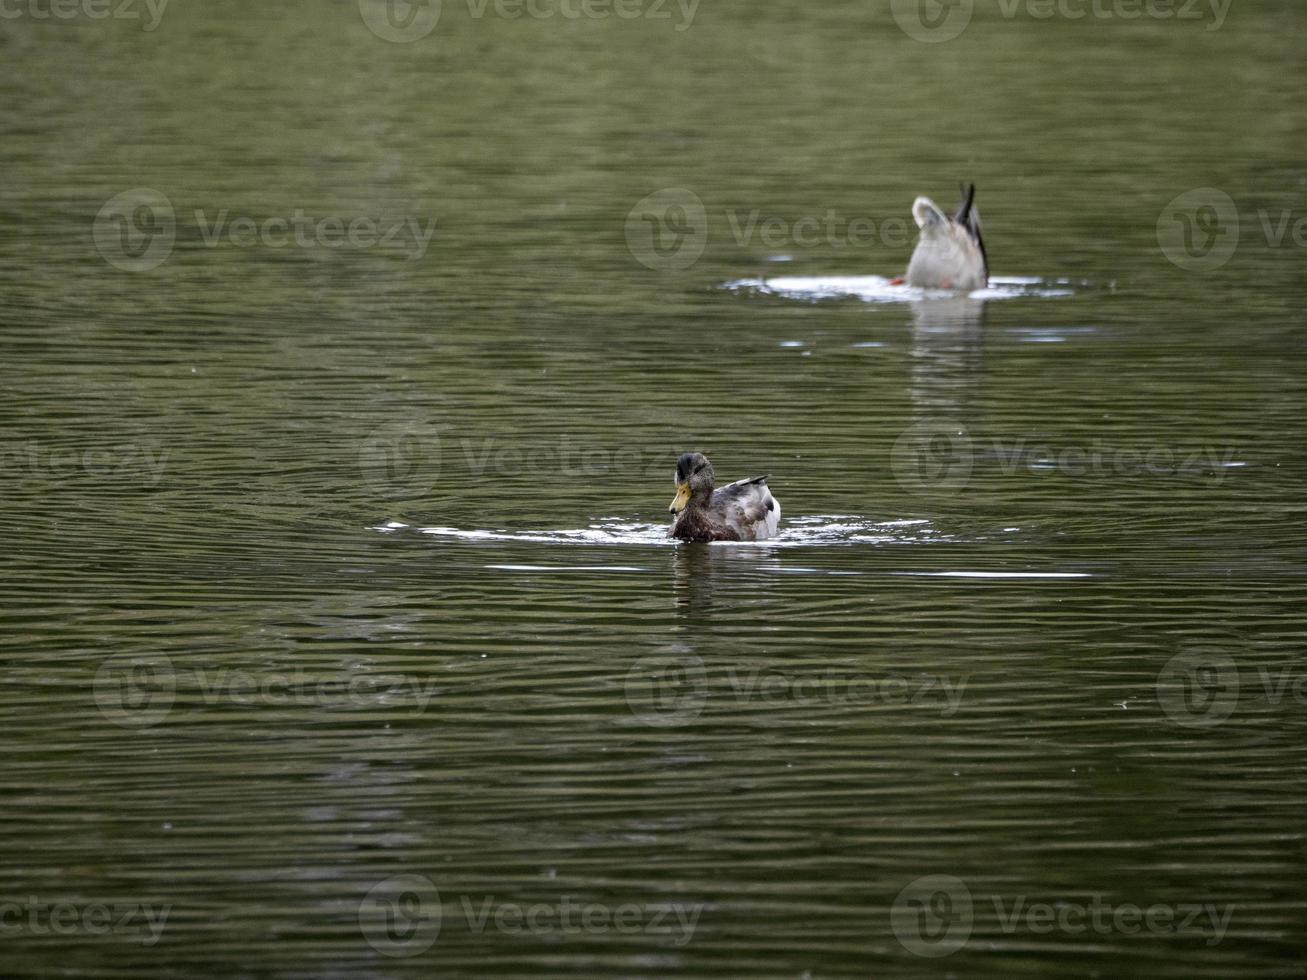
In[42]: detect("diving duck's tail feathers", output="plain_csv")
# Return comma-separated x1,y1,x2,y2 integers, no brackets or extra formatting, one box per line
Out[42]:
954,182,988,277
954,182,977,225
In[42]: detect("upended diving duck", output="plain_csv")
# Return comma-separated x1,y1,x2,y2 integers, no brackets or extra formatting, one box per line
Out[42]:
668,452,781,542
905,183,989,292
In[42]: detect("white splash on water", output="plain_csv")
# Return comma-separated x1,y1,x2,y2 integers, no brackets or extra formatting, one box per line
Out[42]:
370,515,947,548
724,274,1073,303
893,571,1090,579
485,564,649,572
371,519,1087,578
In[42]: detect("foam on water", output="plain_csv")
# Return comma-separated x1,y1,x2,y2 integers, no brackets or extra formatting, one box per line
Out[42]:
724,274,1075,303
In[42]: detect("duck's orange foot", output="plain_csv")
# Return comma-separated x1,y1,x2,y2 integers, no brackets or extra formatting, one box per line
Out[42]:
889,277,905,286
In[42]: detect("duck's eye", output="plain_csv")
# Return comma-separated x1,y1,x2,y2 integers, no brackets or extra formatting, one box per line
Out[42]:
694,465,705,474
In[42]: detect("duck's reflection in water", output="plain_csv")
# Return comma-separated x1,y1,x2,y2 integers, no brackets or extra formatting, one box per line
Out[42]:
639,544,781,729
670,541,781,618
908,296,987,418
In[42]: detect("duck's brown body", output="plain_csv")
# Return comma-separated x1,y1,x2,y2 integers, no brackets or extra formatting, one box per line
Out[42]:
668,454,780,543
670,509,742,543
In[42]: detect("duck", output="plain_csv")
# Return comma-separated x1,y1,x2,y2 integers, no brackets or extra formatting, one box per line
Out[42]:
668,452,781,542
905,183,989,292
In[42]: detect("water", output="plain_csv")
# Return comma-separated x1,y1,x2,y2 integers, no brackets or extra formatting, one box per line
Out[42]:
2,1,1306,976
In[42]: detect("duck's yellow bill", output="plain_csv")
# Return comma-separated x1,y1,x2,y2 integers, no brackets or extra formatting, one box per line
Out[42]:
669,482,691,514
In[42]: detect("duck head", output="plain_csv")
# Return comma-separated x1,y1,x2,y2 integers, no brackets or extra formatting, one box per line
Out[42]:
669,452,715,514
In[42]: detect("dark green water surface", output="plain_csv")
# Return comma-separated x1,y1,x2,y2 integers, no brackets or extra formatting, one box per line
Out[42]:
1,1,1305,975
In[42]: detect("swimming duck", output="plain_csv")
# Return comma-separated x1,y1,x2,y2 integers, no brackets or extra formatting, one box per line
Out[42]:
668,452,781,543
905,183,989,292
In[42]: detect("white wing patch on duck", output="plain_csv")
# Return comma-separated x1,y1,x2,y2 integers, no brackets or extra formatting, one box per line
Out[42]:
711,476,781,541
